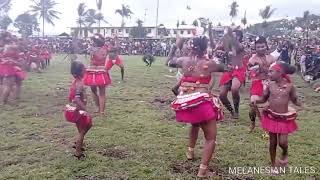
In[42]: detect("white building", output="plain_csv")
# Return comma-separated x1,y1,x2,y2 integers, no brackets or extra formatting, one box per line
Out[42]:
70,25,226,39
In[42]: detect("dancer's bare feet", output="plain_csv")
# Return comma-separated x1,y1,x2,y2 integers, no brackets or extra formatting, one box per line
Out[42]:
277,156,288,167
249,121,255,133
197,164,215,178
186,147,194,160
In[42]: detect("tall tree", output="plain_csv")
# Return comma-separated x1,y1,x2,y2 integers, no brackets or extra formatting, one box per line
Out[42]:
14,13,39,37
0,0,11,29
115,4,133,27
85,9,97,27
0,15,12,30
130,19,147,38
229,1,239,24
95,0,106,33
158,23,168,37
259,5,276,28
0,0,11,15
77,3,87,38
241,10,247,28
302,10,310,44
83,8,97,38
30,0,60,37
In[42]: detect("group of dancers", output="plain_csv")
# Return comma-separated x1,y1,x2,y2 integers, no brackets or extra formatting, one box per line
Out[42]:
1,27,304,177
167,26,302,177
0,31,52,105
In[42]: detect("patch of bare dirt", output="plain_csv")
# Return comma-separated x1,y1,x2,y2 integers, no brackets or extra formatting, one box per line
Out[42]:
98,146,131,159
159,111,175,121
151,97,173,110
171,161,199,175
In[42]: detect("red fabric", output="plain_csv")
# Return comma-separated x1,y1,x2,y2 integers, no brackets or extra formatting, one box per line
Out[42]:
261,111,298,134
83,70,111,86
40,49,50,60
105,55,124,70
270,62,292,83
64,106,92,128
176,101,223,124
250,80,263,96
0,60,26,80
219,67,246,86
66,80,92,127
270,63,282,71
181,75,212,84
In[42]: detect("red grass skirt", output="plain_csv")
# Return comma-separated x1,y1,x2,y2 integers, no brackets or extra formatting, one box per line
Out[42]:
64,105,92,128
83,70,111,86
0,64,26,80
219,67,246,86
250,80,263,96
261,111,298,134
176,101,223,124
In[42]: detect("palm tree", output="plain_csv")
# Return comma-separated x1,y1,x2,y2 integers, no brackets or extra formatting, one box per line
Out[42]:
303,10,310,44
85,9,97,27
229,1,239,24
83,8,98,38
259,5,276,28
0,0,11,15
30,0,60,37
241,11,247,28
136,19,143,27
95,0,105,33
77,3,86,38
115,4,133,27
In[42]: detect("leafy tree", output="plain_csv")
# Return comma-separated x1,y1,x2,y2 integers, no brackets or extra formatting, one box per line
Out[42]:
14,13,39,37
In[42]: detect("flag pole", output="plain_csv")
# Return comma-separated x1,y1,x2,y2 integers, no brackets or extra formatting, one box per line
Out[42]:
155,0,159,38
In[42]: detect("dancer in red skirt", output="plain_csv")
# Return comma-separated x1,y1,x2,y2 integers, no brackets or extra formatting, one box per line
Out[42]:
0,36,26,105
253,61,302,170
247,36,276,132
64,61,92,159
83,34,111,115
219,29,246,119
39,45,51,69
105,36,125,81
168,36,225,178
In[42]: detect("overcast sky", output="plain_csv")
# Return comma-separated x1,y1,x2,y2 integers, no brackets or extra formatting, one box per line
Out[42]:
8,0,320,35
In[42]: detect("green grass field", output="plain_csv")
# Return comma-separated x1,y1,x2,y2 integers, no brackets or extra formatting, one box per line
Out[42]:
0,55,319,179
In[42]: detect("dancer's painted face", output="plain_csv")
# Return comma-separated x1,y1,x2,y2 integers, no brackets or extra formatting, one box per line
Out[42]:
269,68,281,81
